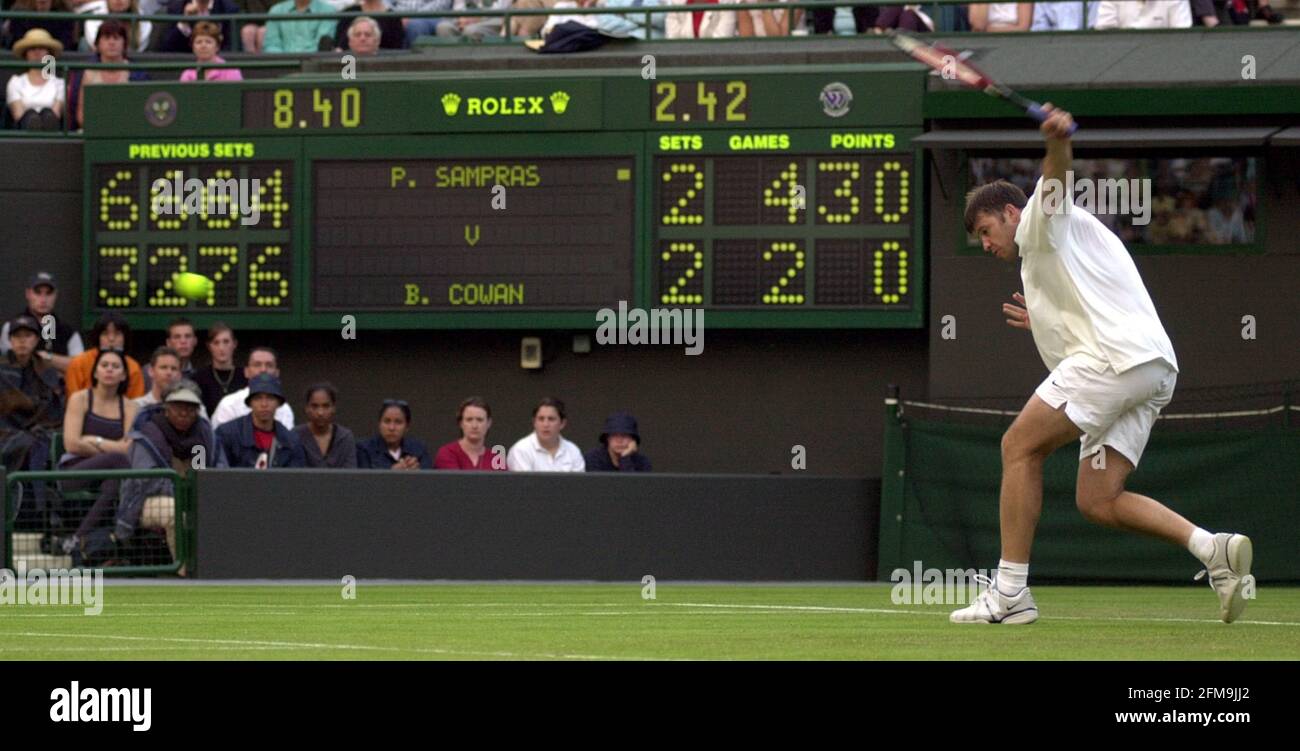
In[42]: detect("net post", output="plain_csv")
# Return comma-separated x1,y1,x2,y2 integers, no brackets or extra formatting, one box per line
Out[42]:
878,384,906,582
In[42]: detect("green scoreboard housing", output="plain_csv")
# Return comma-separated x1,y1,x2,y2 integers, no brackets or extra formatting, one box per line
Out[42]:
83,65,925,329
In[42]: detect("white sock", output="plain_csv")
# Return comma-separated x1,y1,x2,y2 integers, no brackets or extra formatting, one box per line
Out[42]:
997,559,1029,596
1187,528,1215,565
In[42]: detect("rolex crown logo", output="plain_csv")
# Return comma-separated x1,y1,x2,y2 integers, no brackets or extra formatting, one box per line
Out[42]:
549,91,571,115
441,92,462,116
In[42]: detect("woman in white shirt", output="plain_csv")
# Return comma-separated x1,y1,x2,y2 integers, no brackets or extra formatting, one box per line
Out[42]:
6,28,66,130
664,0,738,39
81,0,153,52
736,0,802,36
968,2,1033,31
506,397,585,472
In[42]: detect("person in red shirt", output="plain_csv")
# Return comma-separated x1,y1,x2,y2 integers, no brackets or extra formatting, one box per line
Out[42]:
434,396,506,471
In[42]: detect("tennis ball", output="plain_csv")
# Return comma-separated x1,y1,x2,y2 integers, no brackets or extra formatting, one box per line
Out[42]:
174,272,213,301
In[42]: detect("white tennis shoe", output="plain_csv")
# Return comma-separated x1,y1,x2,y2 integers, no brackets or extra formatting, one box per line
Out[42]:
949,574,1039,624
1194,532,1254,623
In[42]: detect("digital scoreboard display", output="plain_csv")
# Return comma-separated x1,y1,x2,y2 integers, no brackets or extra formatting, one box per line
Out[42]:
83,70,925,329
312,157,635,310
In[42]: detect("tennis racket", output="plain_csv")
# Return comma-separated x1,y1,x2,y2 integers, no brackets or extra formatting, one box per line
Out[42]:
887,30,1078,135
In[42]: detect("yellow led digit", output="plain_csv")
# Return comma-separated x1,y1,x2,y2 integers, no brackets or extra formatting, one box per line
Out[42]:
249,246,290,306
313,88,333,128
817,160,861,224
761,241,805,305
340,88,362,127
763,161,803,224
697,82,717,122
874,160,909,224
872,241,908,304
661,162,704,225
197,245,238,306
273,89,293,129
654,82,677,123
98,246,139,307
724,81,747,122
660,241,704,305
148,246,189,307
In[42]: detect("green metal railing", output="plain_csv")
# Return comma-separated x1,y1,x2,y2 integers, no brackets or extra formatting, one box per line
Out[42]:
3,467,195,576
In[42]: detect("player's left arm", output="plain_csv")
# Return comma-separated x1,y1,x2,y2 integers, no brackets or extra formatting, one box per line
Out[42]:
1040,103,1074,196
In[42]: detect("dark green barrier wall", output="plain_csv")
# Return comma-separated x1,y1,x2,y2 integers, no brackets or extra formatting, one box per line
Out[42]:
880,416,1300,583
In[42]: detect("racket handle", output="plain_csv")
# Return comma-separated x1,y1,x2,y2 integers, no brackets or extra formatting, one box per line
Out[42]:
1025,102,1079,135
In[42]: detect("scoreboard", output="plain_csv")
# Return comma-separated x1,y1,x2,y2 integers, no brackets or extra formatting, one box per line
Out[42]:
83,66,925,329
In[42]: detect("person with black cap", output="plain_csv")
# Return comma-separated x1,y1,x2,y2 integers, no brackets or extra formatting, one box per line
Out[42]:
0,272,83,373
214,373,304,468
583,411,652,472
0,314,64,475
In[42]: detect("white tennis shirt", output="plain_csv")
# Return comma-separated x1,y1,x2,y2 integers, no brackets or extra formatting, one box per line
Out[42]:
1014,176,1178,375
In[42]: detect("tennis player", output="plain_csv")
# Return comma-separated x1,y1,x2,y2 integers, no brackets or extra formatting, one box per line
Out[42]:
952,104,1253,624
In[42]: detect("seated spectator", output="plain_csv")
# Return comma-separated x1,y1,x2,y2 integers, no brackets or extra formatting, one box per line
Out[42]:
1030,1,1099,29
292,382,357,468
1246,0,1283,24
179,21,243,81
870,5,934,31
508,0,555,37
215,373,304,467
664,0,737,38
435,396,505,470
0,315,64,475
263,0,338,52
1094,0,1191,28
72,379,216,566
357,399,432,469
436,0,509,39
64,312,147,398
506,397,584,472
4,0,79,52
165,317,198,378
82,0,152,52
193,322,247,416
342,15,384,53
210,346,294,429
6,28,66,131
336,0,406,50
237,0,277,52
583,411,651,472
393,0,452,45
0,271,83,372
159,0,238,53
736,0,803,36
59,347,136,470
968,2,1033,31
133,346,209,426
534,0,664,38
74,19,140,130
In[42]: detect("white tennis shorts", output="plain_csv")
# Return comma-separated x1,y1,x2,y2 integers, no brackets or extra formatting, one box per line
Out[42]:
1034,353,1177,468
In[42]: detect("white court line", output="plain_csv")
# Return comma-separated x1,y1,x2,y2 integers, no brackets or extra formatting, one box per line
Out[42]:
663,602,1300,627
0,631,670,661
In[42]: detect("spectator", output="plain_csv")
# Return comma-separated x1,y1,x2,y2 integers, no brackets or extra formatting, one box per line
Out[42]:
209,345,293,429
435,0,508,39
64,312,147,398
1248,0,1283,24
357,399,432,469
215,373,304,467
336,0,406,49
0,271,82,372
342,14,384,52
6,28,66,131
193,321,247,415
132,345,209,425
4,0,79,52
968,2,1033,30
263,0,338,52
72,379,216,566
59,347,136,470
69,18,150,129
736,0,802,36
237,0,277,52
0,315,63,475
159,0,238,53
82,0,152,52
506,397,584,472
583,411,651,472
179,21,243,81
508,0,557,37
1186,0,1218,26
664,0,739,38
1094,0,1191,28
435,396,505,470
292,382,357,468
393,0,452,45
1030,1,1099,29
164,317,198,377
534,0,664,38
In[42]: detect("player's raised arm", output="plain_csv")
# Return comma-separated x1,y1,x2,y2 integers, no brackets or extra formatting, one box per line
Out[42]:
1039,103,1074,192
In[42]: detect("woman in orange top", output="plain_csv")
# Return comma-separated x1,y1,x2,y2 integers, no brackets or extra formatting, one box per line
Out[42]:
64,313,146,398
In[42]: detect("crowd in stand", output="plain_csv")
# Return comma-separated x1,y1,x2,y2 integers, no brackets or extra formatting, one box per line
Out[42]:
0,271,651,564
